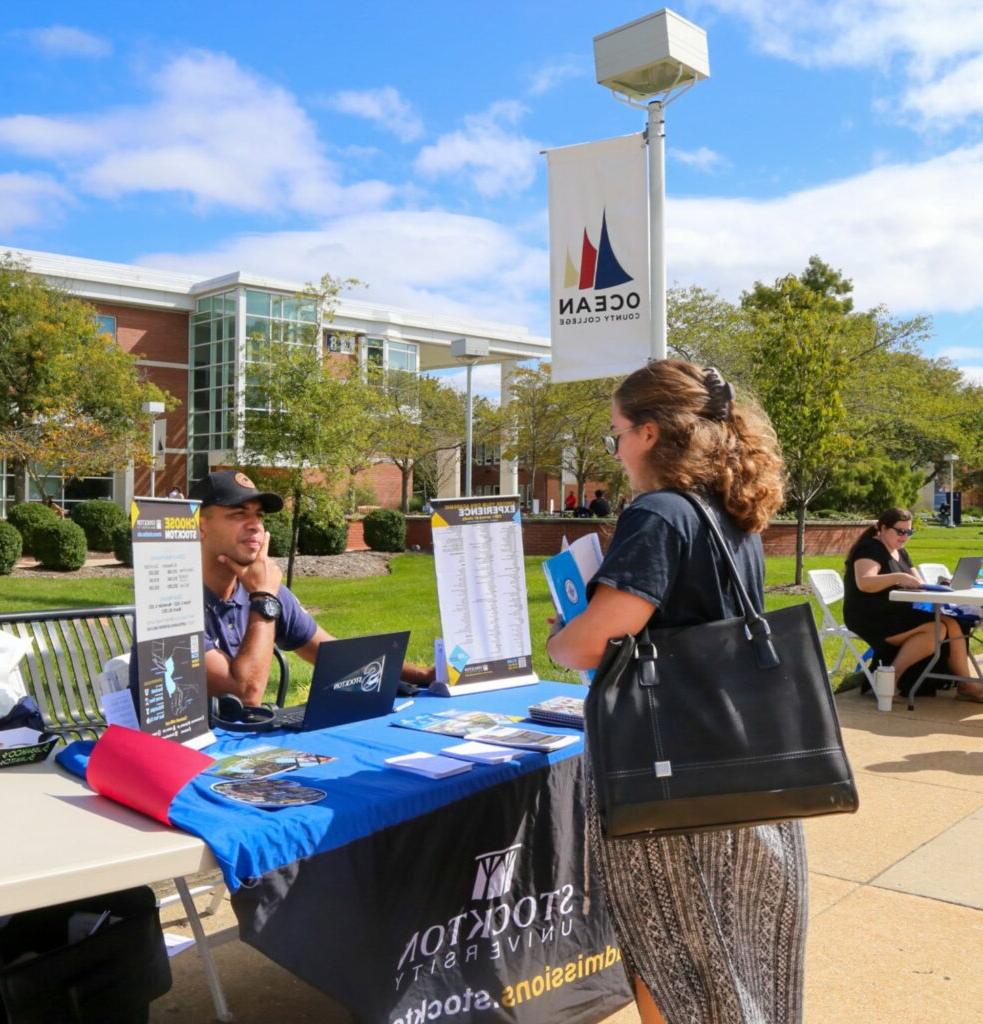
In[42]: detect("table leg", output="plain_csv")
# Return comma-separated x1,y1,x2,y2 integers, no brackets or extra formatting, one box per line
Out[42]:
907,608,944,710
175,875,234,1022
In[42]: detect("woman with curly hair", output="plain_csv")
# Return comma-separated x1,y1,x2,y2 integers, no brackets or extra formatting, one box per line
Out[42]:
548,359,805,1024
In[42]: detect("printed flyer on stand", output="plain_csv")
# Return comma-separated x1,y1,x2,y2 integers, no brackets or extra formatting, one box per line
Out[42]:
131,497,212,747
429,495,537,695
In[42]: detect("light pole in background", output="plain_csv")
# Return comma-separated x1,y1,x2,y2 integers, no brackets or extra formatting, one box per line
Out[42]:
593,9,709,361
141,401,166,497
451,338,489,497
943,452,959,528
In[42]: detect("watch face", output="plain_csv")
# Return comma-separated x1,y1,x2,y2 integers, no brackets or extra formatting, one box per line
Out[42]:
251,595,282,620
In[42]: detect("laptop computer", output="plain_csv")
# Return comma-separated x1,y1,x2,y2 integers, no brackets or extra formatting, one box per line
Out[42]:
274,631,410,731
920,556,983,592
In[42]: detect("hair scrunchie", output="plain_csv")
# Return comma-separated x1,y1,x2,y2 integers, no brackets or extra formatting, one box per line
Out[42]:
702,366,735,421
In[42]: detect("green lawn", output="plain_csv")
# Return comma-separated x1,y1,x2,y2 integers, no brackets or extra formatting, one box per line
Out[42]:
2,524,978,701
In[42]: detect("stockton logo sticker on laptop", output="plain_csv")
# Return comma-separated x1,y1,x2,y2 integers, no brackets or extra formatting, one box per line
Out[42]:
332,657,385,693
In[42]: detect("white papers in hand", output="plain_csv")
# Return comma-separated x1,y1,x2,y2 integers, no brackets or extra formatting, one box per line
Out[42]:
101,688,140,730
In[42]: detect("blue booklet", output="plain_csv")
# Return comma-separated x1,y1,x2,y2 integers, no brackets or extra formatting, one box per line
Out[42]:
541,534,603,684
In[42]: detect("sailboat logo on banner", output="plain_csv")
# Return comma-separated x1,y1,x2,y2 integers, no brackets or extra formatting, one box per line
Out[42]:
563,210,633,290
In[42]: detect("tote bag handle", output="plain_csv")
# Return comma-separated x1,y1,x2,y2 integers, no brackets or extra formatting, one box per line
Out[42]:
677,492,780,670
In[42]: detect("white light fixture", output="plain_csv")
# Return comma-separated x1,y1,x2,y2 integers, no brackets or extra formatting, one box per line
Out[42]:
141,401,166,497
593,9,709,361
451,338,489,497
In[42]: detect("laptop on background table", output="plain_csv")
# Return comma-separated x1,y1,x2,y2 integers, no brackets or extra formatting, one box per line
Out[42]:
919,556,983,593
274,631,410,731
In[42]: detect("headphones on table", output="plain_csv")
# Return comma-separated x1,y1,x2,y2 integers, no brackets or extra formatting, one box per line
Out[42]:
209,694,277,733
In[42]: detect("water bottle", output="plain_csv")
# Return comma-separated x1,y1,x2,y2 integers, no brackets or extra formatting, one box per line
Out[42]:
873,665,895,711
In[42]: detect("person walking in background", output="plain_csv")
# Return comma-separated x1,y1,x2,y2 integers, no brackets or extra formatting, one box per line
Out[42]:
564,490,576,513
588,489,610,517
548,360,806,1024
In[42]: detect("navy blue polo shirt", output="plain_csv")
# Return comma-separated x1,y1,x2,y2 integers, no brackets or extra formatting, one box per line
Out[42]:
202,582,318,657
128,583,318,698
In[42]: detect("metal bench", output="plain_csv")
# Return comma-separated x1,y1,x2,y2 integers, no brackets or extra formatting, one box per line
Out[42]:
0,603,290,1024
0,605,290,741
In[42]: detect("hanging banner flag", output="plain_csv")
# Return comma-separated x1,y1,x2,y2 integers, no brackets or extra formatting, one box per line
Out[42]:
131,497,213,748
545,133,650,383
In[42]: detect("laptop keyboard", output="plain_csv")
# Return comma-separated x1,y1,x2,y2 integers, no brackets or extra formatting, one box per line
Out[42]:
275,704,307,727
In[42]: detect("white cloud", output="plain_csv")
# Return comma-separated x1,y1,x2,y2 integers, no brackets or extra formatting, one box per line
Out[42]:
415,101,541,197
667,142,983,314
708,1,983,128
24,25,112,59
137,209,548,328
938,345,983,361
432,364,503,403
0,172,70,232
527,56,586,96
671,146,728,172
958,365,983,384
322,86,424,143
0,50,394,216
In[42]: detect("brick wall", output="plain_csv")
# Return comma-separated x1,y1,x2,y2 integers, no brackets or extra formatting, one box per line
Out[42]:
96,303,190,497
406,516,871,557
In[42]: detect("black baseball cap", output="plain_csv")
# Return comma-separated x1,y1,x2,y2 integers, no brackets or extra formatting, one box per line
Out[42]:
189,470,284,513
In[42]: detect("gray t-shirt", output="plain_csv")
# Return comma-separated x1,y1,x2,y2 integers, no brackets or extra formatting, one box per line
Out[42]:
588,490,764,626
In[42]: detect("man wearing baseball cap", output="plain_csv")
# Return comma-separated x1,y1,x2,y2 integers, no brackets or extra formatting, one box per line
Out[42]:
187,470,432,704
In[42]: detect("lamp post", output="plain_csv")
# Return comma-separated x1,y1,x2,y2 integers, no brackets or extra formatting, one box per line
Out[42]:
141,401,166,497
450,338,489,497
593,9,709,361
943,452,958,528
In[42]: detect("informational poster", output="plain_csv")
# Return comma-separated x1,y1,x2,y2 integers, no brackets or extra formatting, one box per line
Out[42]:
544,133,650,383
131,497,213,748
429,496,537,696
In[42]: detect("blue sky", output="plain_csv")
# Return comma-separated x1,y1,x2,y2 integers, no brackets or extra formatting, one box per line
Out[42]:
2,1,982,398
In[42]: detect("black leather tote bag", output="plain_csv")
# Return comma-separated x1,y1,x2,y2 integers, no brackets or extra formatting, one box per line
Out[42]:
585,493,858,839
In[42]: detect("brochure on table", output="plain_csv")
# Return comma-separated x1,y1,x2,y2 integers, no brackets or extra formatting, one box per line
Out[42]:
541,532,603,684
131,496,213,748
429,495,538,695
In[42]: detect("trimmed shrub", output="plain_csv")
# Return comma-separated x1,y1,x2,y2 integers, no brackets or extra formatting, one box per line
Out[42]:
33,519,87,571
0,521,22,574
363,508,406,552
71,499,128,551
264,511,292,557
112,523,133,567
297,500,348,556
6,503,59,555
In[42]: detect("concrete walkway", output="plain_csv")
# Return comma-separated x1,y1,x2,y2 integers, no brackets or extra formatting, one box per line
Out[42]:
151,690,983,1023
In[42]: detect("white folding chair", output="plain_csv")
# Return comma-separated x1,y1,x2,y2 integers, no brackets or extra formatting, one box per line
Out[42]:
806,569,875,684
917,562,951,586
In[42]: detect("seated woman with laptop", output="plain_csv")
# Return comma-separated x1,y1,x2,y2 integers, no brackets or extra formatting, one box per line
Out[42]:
843,507,983,702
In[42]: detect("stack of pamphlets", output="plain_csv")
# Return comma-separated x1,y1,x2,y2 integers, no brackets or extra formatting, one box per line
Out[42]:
527,695,584,729
385,751,474,778
392,709,522,739
441,740,518,764
467,725,579,753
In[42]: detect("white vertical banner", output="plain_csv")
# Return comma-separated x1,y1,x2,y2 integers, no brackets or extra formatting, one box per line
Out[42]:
545,133,650,383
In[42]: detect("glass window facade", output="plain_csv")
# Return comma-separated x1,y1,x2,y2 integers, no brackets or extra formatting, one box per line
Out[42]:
93,314,117,341
189,290,237,481
362,338,419,374
0,461,115,517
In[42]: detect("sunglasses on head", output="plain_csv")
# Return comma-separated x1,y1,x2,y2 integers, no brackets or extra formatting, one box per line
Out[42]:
890,526,914,537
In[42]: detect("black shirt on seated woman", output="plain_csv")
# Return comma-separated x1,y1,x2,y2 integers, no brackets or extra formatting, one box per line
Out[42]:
843,533,933,648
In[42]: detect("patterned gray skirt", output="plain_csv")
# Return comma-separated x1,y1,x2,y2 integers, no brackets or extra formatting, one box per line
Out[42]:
587,778,808,1024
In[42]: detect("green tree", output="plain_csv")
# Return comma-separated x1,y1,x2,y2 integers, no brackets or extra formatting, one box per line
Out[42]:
374,370,463,512
742,273,859,583
0,255,171,500
500,362,565,505
240,273,367,588
554,376,621,506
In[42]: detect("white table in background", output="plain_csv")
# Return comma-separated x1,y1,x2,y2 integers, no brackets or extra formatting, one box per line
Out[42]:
888,588,983,708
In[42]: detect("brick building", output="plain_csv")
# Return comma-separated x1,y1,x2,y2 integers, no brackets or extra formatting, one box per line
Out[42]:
1,248,549,515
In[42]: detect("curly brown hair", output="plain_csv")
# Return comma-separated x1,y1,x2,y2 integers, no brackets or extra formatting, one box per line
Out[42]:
613,359,785,533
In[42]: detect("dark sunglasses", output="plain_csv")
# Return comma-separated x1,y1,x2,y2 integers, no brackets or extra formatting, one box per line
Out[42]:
603,425,637,456
890,526,914,537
